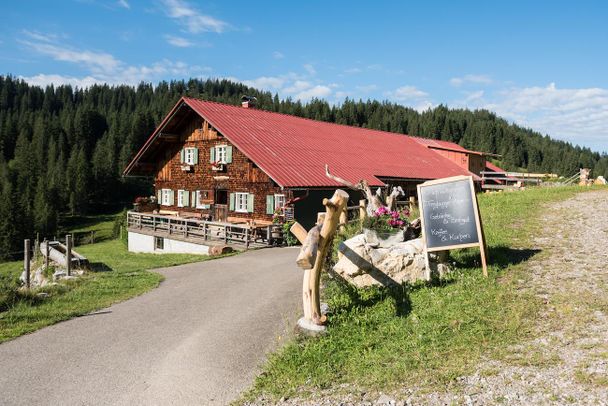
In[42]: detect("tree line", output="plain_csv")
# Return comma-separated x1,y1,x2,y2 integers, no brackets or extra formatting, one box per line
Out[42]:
0,75,606,259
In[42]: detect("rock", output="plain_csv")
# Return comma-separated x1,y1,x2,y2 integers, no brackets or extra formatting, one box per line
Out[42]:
376,394,395,405
333,235,450,287
209,245,234,256
53,270,67,281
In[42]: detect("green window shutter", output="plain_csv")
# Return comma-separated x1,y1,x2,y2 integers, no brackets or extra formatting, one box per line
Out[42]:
183,190,190,207
229,193,235,211
247,194,254,213
157,189,162,203
210,147,215,163
226,146,233,163
266,195,274,215
191,191,196,207
193,148,198,164
180,149,185,163
169,190,175,206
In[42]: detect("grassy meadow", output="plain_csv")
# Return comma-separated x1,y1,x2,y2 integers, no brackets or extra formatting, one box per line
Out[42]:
0,214,209,343
242,186,589,401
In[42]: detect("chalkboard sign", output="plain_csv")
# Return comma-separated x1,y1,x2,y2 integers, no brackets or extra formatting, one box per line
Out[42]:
417,176,488,276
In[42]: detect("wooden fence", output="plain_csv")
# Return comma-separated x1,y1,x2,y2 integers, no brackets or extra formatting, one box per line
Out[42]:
127,211,275,248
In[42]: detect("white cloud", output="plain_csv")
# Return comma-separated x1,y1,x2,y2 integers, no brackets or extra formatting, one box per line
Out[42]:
19,74,101,89
303,63,316,75
117,0,130,9
450,74,493,87
272,51,284,60
20,39,121,74
294,85,331,100
384,85,433,112
385,85,429,100
242,76,287,90
22,30,60,43
164,34,194,48
20,34,210,87
344,67,362,74
480,83,608,150
161,0,229,33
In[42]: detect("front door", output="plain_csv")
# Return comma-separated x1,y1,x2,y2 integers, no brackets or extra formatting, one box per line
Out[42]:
214,189,228,222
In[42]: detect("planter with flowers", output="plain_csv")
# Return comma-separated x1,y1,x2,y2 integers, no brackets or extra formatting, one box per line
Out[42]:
362,206,410,248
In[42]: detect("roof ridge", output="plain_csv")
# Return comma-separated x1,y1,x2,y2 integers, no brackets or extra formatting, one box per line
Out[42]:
181,96,421,140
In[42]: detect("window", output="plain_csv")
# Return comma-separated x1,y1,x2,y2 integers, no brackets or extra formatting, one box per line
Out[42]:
154,237,164,250
181,148,198,165
235,192,249,213
274,194,286,210
161,189,172,206
177,190,190,208
196,190,210,209
215,145,227,164
185,148,197,165
210,145,232,164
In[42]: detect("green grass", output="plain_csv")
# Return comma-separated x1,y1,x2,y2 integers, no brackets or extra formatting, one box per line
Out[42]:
0,239,208,343
59,212,121,244
242,186,590,401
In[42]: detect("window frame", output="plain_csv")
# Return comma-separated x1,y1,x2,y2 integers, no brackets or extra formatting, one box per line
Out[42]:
215,145,227,164
234,192,249,213
161,189,172,206
184,147,197,165
154,236,164,250
274,194,286,210
177,189,185,207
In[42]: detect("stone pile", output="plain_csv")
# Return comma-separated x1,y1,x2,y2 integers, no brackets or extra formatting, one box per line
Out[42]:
333,233,450,288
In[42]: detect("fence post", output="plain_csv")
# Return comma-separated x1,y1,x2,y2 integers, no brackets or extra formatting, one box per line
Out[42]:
359,199,367,228
66,234,72,276
45,239,50,275
245,227,250,250
24,239,31,289
267,225,272,246
35,233,40,262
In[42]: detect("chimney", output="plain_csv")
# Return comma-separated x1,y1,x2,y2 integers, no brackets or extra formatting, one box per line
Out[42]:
241,95,257,109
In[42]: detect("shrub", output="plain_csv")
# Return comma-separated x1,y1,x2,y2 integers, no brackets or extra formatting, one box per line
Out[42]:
0,272,20,312
282,221,300,246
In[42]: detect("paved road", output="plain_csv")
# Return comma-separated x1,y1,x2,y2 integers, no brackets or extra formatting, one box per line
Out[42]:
0,247,302,406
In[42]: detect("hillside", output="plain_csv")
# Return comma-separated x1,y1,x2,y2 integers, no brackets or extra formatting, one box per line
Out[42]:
0,75,606,258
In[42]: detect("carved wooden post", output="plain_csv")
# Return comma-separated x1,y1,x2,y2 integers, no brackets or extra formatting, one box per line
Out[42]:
296,189,349,332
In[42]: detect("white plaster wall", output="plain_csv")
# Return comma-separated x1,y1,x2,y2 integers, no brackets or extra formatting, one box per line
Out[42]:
128,231,210,255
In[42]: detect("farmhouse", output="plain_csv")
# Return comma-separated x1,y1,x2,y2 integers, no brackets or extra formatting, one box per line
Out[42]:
123,96,493,254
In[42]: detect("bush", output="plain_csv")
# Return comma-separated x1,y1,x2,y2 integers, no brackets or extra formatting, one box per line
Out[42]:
282,221,300,246
0,272,20,312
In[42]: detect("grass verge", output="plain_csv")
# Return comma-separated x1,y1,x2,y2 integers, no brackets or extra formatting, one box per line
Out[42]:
0,239,208,343
242,186,589,402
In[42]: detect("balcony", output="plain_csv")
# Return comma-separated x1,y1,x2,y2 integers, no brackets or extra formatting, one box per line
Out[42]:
127,211,278,249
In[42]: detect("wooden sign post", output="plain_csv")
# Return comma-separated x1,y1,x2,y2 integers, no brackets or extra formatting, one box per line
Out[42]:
417,175,488,278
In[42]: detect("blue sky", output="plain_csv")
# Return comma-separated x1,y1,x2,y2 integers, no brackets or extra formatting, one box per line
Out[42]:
1,1,607,152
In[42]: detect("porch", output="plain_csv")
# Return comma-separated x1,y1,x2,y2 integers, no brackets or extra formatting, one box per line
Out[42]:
127,211,279,249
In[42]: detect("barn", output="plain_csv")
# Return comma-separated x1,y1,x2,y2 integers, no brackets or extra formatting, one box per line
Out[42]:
123,96,491,254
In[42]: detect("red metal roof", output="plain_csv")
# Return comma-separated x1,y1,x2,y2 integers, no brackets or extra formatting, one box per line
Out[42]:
485,161,505,172
125,97,477,187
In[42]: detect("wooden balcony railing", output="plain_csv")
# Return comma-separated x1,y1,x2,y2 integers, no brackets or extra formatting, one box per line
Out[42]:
127,211,277,248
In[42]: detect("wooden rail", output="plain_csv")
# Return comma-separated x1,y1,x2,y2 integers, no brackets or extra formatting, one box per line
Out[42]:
127,212,275,248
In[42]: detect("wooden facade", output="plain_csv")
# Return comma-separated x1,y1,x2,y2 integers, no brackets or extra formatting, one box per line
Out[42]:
152,114,288,224
430,148,486,176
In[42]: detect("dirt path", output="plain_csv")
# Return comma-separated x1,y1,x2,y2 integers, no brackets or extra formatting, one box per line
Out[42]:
417,189,608,405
